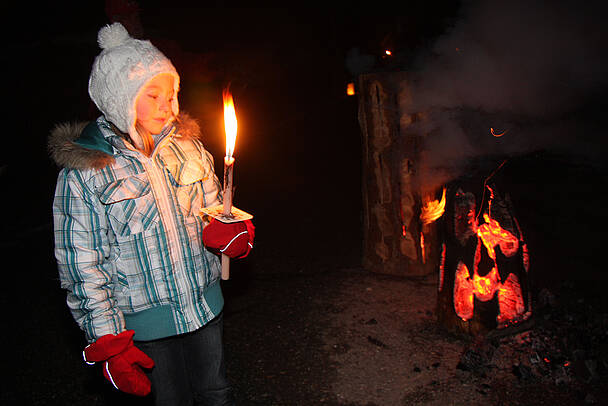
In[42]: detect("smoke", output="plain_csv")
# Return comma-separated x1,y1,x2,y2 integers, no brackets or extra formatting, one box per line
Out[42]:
401,0,608,189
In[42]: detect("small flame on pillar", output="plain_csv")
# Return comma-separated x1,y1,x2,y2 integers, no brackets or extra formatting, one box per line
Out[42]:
421,187,447,225
418,188,447,264
223,89,237,159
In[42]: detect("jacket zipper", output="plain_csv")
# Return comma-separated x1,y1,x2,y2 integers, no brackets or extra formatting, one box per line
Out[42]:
141,130,193,333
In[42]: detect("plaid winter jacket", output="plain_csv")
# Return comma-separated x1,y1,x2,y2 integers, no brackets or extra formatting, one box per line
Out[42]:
50,114,223,342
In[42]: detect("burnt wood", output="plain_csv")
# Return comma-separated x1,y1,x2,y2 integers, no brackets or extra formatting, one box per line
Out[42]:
357,72,439,276
437,181,532,336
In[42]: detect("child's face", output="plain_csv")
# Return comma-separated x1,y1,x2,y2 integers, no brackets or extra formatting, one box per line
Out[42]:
135,73,176,135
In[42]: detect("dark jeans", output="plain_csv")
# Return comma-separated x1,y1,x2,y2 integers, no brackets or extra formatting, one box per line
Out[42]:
135,312,234,406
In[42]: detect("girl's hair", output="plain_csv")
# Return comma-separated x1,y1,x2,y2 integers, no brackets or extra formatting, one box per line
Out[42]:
109,122,154,157
135,122,155,157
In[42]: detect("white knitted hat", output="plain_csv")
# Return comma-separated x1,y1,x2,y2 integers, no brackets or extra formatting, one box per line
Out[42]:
88,22,180,146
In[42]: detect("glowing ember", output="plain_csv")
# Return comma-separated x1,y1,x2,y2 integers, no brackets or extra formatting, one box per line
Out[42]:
420,188,446,225
496,273,525,325
420,232,425,264
453,212,526,326
454,262,474,321
472,267,500,301
522,243,530,272
477,213,519,259
438,243,446,292
490,127,508,137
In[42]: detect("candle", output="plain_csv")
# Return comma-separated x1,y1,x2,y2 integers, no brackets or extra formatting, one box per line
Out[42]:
221,88,238,279
200,88,252,280
223,157,234,216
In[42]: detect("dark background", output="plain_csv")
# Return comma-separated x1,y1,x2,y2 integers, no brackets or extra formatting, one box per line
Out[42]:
2,1,607,404
1,1,463,254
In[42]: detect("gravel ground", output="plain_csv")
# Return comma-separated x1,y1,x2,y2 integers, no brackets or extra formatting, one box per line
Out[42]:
222,260,608,406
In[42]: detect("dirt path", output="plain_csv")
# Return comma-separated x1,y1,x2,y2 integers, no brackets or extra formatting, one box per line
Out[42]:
323,272,470,405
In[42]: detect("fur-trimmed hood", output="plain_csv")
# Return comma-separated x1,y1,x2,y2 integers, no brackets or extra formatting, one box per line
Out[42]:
48,113,202,170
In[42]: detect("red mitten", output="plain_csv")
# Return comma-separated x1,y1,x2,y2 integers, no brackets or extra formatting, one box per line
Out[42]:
83,330,154,396
202,219,255,258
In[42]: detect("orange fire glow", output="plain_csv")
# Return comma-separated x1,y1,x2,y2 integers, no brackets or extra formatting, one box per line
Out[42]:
346,82,355,96
420,232,425,264
497,273,525,325
421,188,446,225
453,213,526,326
223,89,237,159
477,213,519,259
490,128,508,137
471,267,500,301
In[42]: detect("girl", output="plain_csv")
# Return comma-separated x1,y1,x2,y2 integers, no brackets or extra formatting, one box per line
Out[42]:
49,22,253,405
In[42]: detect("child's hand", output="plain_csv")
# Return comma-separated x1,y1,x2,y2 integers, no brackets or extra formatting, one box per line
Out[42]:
202,219,255,259
83,330,154,396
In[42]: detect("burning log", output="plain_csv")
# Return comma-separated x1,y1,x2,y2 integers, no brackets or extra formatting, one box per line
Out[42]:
357,72,530,336
437,172,532,336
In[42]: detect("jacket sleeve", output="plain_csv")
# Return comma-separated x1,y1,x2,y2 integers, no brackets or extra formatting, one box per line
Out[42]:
53,168,125,342
200,147,223,209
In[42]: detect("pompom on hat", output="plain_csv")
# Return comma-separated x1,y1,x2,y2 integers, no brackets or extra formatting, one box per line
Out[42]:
88,22,180,147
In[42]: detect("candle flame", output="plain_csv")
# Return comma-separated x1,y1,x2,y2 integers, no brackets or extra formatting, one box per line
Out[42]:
223,89,237,159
